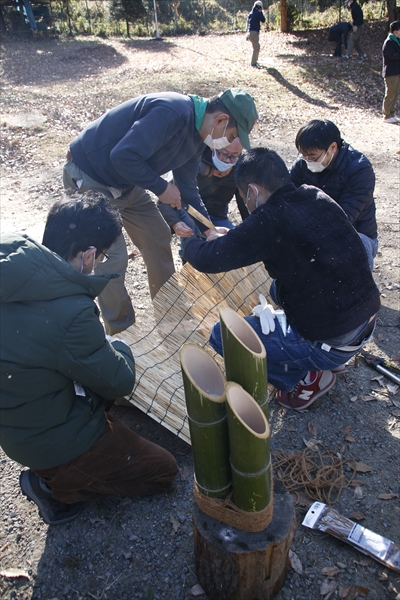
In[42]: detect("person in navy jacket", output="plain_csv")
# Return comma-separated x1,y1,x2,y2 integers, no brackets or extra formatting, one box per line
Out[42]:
246,1,266,67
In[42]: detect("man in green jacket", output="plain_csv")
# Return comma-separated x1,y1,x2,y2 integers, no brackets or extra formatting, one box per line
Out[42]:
0,192,177,525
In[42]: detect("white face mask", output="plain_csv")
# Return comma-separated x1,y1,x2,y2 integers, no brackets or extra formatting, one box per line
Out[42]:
305,149,334,173
245,186,259,212
204,123,230,150
212,150,233,172
80,247,96,275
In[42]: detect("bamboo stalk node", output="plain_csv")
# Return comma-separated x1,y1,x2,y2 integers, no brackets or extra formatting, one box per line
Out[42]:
193,473,274,533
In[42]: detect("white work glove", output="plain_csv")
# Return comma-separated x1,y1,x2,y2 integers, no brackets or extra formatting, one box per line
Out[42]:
251,294,276,335
106,335,129,348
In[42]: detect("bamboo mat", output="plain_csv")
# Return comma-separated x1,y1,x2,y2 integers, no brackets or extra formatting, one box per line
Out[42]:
119,262,272,444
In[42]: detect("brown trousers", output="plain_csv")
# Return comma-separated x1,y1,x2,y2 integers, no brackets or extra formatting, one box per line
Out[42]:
34,414,178,503
383,75,400,119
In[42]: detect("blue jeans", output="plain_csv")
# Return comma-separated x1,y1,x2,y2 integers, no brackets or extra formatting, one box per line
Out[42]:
209,282,374,392
359,234,378,271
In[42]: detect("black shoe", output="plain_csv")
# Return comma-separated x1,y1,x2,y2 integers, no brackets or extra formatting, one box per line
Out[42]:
251,63,259,67
20,470,83,525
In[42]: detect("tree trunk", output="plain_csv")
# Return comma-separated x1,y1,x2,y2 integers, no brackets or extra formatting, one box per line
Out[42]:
280,0,287,32
387,0,397,23
193,479,296,600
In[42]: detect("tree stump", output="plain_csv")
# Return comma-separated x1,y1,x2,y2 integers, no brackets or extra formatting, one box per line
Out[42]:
193,480,296,600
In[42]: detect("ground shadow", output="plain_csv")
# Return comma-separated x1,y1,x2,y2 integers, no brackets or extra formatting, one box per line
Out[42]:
260,65,337,109
0,37,128,86
25,404,196,600
119,37,177,52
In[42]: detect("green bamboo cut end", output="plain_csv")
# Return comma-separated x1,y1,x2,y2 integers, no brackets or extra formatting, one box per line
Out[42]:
219,306,268,418
226,382,271,511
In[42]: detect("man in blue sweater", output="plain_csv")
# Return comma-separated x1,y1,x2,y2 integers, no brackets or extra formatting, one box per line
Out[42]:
290,119,378,270
63,89,258,335
183,148,380,411
246,1,266,67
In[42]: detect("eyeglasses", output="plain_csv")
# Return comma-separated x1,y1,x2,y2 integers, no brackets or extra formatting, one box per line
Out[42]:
99,250,110,263
299,149,326,163
216,150,240,164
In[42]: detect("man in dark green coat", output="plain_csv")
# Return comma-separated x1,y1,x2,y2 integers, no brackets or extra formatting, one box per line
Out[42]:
0,192,177,525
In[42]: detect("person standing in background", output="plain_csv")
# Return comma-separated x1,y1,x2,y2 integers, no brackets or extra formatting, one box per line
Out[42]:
343,0,366,59
246,1,266,67
381,20,400,124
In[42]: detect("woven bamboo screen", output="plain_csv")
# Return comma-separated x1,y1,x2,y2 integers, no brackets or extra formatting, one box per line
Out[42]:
118,262,272,444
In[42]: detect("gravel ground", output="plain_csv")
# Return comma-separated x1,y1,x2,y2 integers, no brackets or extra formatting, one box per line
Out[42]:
1,27,400,600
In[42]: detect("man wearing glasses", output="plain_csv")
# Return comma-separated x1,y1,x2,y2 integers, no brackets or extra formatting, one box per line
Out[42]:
290,119,377,270
63,89,258,336
0,192,178,525
157,139,248,260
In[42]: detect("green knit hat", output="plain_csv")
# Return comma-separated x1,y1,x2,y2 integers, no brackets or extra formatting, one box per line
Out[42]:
219,88,258,149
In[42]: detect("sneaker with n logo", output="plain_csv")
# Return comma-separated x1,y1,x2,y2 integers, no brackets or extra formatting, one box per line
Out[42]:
276,370,336,411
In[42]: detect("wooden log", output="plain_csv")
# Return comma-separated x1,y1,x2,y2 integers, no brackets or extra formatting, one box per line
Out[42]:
193,479,296,600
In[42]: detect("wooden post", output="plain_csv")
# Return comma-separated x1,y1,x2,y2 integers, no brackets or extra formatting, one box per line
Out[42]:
193,480,296,600
280,0,287,32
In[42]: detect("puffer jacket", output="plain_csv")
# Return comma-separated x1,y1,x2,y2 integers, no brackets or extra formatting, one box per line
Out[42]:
290,142,377,239
0,233,135,469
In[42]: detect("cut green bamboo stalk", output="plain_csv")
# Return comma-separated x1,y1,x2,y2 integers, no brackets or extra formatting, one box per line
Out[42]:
219,306,268,417
225,382,271,512
180,343,231,499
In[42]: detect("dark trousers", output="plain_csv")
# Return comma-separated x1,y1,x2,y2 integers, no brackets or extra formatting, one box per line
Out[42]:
33,414,178,503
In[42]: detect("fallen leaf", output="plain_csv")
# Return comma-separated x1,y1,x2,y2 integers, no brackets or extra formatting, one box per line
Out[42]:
320,578,337,595
387,384,399,395
321,566,341,576
169,515,180,534
339,443,346,453
390,355,400,361
378,493,398,500
349,512,365,521
338,584,370,599
342,425,352,434
191,583,205,596
377,333,384,342
391,408,400,417
331,395,341,404
349,479,365,487
354,486,364,499
289,549,303,575
362,395,376,402
180,465,190,481
303,438,322,449
0,543,10,552
292,491,313,507
392,399,400,409
353,461,374,473
349,395,358,402
371,375,385,387
308,421,318,436
0,569,30,580
345,435,356,443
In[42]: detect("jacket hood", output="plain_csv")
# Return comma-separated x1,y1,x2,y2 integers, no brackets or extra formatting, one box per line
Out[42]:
0,233,112,303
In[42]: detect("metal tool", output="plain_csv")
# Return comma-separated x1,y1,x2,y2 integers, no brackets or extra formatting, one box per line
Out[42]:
182,202,216,231
361,350,400,385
